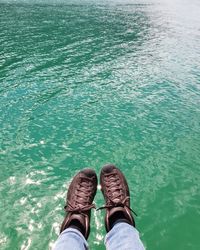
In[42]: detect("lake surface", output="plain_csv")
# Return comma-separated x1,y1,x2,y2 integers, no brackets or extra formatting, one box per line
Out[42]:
0,0,200,249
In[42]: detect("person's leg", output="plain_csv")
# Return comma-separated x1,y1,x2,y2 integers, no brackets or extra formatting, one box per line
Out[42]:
53,228,88,250
99,164,145,250
105,222,145,250
53,168,97,250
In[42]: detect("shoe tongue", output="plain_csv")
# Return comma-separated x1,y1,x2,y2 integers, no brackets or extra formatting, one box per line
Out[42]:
112,197,121,203
110,189,122,202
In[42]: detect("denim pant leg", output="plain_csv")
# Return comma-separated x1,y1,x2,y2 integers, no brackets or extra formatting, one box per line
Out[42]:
53,228,88,250
105,222,145,250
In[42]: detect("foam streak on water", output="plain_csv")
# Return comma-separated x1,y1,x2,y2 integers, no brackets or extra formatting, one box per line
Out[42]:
0,0,200,249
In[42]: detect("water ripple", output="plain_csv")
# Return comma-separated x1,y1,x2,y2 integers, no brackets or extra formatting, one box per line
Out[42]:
1,0,200,249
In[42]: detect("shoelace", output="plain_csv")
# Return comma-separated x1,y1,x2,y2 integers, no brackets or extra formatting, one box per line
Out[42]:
65,201,96,213
97,196,137,216
97,173,137,216
65,176,96,213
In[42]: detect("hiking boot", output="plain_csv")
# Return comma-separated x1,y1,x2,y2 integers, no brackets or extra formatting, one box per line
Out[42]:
99,164,136,232
60,168,97,239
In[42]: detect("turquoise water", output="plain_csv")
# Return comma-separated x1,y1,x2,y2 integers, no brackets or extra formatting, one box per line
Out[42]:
0,0,200,249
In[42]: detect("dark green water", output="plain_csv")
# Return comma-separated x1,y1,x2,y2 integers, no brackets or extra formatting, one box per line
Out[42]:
0,0,200,249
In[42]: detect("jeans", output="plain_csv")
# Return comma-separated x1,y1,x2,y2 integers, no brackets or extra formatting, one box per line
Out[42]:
53,222,145,250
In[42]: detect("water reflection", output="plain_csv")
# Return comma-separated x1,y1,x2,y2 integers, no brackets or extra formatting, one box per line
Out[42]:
0,0,200,249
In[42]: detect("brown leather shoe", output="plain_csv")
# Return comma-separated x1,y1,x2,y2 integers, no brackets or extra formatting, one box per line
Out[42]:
60,168,97,239
100,164,136,232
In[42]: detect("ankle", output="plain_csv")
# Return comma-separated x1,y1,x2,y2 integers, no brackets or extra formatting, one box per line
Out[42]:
68,219,86,237
109,211,128,229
